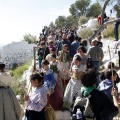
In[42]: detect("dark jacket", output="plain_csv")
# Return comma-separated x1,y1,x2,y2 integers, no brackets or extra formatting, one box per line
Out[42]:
37,47,49,60
89,89,118,120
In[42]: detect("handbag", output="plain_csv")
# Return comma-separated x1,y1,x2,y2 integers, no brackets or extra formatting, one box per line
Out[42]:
45,105,56,120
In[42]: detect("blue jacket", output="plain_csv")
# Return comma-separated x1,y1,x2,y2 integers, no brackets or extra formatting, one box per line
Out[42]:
43,68,56,89
98,79,118,101
71,41,79,58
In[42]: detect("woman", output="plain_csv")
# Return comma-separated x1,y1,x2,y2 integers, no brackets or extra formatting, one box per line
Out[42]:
80,69,118,120
42,60,63,110
25,73,47,120
0,62,21,120
71,46,88,70
63,55,86,109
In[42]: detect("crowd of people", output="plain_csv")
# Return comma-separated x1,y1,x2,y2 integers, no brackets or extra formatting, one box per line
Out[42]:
23,26,120,120
0,25,120,120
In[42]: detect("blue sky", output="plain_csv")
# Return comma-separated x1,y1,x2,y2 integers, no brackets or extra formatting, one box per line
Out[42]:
0,0,115,45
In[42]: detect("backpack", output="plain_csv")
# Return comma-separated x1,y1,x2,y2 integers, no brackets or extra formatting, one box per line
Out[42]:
71,92,96,120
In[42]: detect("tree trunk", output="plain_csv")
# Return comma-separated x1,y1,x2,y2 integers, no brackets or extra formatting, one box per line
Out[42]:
88,0,117,43
88,18,120,43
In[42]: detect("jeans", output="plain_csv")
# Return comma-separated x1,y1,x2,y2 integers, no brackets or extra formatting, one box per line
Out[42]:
38,59,42,69
92,61,100,72
118,51,120,67
114,21,120,41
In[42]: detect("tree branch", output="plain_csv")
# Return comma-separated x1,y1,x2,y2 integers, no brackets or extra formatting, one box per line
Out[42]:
101,0,110,24
88,18,120,42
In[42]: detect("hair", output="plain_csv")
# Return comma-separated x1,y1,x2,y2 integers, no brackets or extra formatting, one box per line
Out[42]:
40,41,45,45
50,47,56,52
77,46,87,53
51,54,56,58
105,69,116,80
0,63,5,70
30,73,44,83
91,39,98,46
75,36,78,40
81,69,97,87
97,35,102,40
81,39,87,46
42,59,49,65
74,55,81,62
107,62,115,69
62,44,68,47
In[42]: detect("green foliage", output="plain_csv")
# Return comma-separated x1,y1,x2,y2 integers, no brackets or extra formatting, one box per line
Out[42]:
102,24,114,38
55,16,66,28
69,0,91,18
75,0,91,16
23,34,37,44
87,3,102,17
69,4,76,17
11,81,26,104
66,15,78,27
78,16,88,25
49,22,55,28
11,64,29,79
77,28,93,38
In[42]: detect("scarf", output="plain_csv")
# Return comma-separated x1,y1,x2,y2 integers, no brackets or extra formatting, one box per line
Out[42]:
81,86,96,97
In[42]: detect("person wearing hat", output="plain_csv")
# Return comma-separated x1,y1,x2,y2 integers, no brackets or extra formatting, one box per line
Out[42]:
0,62,21,120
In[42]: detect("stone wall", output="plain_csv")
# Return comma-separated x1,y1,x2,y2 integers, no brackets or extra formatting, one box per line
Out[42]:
2,41,36,69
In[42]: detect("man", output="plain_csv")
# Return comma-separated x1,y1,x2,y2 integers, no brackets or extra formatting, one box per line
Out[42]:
55,34,62,55
61,34,71,54
114,1,120,41
71,36,80,58
96,36,103,48
87,39,104,72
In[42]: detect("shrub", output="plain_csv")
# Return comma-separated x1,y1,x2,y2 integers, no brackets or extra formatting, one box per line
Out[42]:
102,24,114,38
78,16,88,25
12,64,29,79
102,23,120,38
11,80,26,104
77,28,93,38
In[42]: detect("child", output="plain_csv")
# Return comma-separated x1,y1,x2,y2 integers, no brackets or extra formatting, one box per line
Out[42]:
58,44,71,89
49,54,63,110
25,73,47,120
37,41,49,69
49,54,60,80
41,60,59,110
41,60,56,95
63,55,86,109
46,47,56,63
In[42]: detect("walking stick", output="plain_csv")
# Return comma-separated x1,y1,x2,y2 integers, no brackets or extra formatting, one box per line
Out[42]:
108,46,114,88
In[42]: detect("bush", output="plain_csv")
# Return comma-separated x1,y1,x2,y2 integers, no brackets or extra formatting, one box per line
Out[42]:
11,80,26,104
78,16,88,25
102,24,114,38
77,28,93,38
11,64,29,79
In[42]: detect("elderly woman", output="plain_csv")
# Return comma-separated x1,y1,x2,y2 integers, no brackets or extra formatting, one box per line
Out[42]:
0,62,21,120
